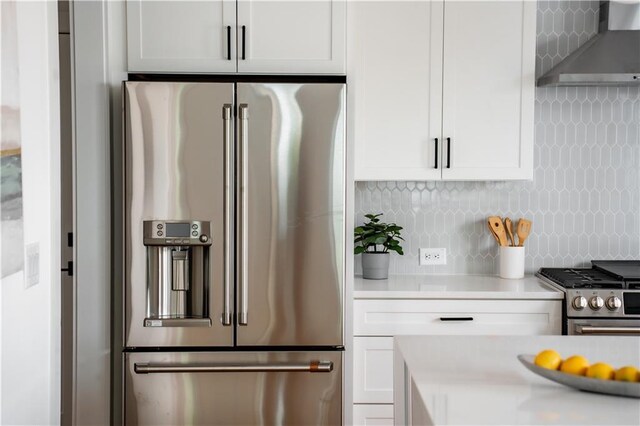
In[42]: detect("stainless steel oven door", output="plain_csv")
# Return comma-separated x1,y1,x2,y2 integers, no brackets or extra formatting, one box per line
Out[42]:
569,319,640,335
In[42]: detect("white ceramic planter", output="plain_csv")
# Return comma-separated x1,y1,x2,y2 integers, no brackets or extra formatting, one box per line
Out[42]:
362,252,390,280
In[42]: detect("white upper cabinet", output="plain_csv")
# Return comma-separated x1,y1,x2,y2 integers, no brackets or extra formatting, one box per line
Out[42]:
127,0,236,73
441,1,535,180
351,0,536,181
350,1,443,181
126,0,345,74
237,0,345,74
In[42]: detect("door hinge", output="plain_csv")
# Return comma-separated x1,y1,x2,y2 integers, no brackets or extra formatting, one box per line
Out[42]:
67,232,73,247
61,261,73,277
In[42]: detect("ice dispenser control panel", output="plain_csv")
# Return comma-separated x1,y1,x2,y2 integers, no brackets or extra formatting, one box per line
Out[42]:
143,220,211,246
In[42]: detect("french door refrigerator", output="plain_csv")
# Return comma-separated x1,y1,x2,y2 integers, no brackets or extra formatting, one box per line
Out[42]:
122,80,345,425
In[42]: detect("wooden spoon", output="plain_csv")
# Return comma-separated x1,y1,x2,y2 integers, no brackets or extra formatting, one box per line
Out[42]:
488,216,509,247
504,217,515,247
487,219,501,245
516,218,532,247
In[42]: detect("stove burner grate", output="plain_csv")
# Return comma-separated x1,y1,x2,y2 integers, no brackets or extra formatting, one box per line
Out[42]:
539,268,624,289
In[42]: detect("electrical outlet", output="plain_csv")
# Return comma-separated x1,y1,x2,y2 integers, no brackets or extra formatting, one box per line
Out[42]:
419,248,447,266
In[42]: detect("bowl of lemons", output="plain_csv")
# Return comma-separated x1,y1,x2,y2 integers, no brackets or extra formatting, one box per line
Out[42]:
518,350,640,398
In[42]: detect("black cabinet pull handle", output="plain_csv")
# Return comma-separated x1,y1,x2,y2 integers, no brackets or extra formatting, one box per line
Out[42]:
434,138,438,169
446,137,451,168
226,26,231,60
439,317,473,322
241,25,246,60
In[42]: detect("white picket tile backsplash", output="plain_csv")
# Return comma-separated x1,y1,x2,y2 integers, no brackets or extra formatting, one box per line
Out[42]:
355,0,640,275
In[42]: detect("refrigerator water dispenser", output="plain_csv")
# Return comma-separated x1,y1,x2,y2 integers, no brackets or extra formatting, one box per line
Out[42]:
143,220,212,327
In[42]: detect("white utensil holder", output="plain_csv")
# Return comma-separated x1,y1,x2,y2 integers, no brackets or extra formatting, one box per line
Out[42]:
499,246,525,279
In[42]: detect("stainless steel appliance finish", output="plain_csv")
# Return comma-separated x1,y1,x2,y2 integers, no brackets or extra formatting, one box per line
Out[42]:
537,261,640,336
125,351,343,425
568,319,640,335
123,79,346,424
538,0,640,87
144,220,211,323
564,288,639,318
236,83,345,346
124,82,234,348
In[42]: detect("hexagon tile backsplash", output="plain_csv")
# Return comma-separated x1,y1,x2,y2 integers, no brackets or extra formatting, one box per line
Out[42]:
355,0,640,275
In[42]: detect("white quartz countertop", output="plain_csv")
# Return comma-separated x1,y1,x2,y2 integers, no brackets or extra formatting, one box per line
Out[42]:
354,274,563,299
395,335,640,425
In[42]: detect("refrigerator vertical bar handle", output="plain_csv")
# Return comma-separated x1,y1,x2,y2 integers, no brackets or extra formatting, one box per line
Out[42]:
221,104,233,326
238,104,249,326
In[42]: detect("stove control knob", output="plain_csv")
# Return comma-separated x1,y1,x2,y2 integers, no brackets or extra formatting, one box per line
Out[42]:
572,296,587,310
589,296,604,311
606,296,622,311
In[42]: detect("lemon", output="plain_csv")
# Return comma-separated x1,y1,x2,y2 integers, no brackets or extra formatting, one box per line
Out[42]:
585,362,615,380
560,355,589,376
614,366,639,382
534,349,562,370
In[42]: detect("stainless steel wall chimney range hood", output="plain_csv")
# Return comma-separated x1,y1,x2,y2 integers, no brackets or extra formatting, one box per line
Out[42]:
537,0,640,86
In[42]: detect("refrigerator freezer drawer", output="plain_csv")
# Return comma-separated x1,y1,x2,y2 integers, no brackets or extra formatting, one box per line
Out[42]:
125,351,343,425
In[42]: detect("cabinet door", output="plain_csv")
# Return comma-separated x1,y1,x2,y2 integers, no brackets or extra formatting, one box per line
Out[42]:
237,1,345,74
353,337,394,404
353,404,394,426
350,1,444,181
441,0,535,180
127,0,236,73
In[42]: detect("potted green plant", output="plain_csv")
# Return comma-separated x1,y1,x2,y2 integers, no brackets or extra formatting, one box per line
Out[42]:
354,213,404,279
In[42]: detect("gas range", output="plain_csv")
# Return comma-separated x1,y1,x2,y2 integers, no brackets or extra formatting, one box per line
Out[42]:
536,261,640,335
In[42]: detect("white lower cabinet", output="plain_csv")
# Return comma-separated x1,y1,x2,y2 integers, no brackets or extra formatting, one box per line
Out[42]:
353,337,394,404
352,298,562,423
353,404,394,426
354,299,562,336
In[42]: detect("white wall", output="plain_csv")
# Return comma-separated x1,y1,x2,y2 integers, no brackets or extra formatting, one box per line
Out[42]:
0,1,60,424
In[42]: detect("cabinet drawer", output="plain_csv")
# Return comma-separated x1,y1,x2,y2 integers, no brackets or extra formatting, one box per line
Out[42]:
354,299,561,336
353,337,394,403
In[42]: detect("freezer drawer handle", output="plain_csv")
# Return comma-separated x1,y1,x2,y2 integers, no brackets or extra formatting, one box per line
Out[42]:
134,360,333,374
575,325,640,335
439,317,474,322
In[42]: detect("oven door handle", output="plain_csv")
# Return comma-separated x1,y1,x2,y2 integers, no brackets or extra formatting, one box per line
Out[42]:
575,325,640,335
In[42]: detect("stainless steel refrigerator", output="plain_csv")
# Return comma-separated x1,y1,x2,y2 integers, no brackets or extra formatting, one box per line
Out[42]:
122,80,345,425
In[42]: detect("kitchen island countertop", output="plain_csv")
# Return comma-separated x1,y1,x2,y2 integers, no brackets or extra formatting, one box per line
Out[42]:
355,274,563,299
394,335,640,425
